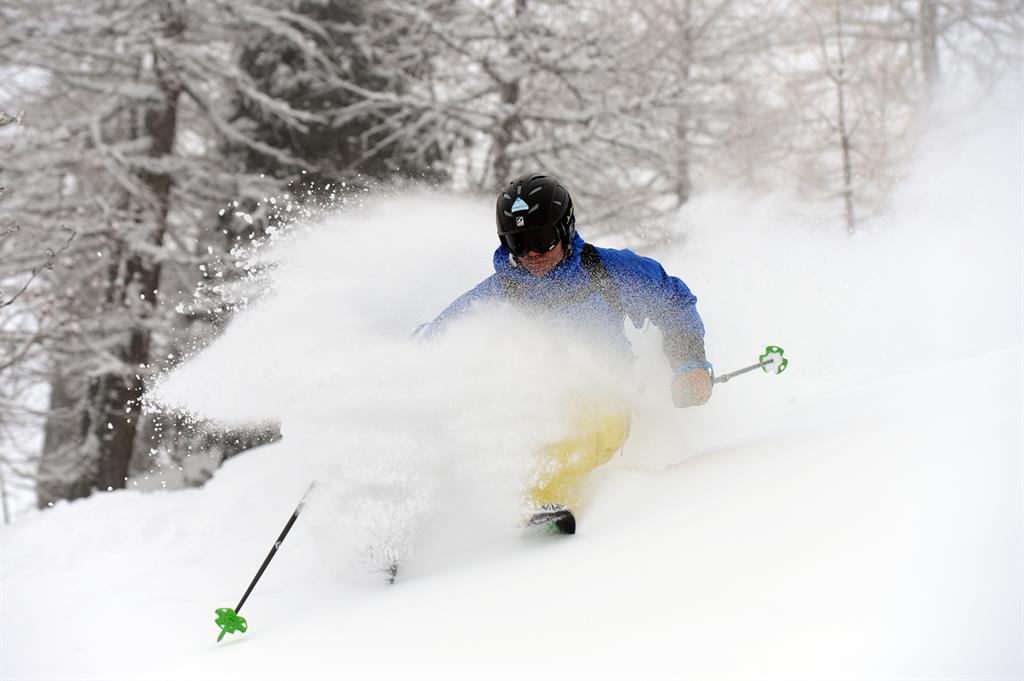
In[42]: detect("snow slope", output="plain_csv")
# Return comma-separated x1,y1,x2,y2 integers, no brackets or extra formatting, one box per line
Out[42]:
2,347,1020,679
2,91,1021,679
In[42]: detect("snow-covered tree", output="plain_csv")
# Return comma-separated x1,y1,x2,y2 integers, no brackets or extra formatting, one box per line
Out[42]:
0,0,374,507
346,0,747,242
772,0,1021,233
2,0,1019,517
881,0,1024,90
623,0,789,211
228,0,451,202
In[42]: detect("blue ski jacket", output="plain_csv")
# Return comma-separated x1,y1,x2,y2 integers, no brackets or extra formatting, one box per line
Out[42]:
419,233,709,373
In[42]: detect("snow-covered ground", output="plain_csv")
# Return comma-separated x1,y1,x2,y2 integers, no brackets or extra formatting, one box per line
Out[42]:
2,94,1021,679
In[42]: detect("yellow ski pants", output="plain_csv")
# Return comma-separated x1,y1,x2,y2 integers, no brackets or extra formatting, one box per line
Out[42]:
528,404,630,511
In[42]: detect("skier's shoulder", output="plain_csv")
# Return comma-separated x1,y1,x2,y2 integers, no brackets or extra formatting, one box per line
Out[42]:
585,242,670,285
586,241,697,313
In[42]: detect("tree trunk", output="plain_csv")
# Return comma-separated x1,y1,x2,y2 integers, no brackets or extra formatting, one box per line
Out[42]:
87,57,181,491
491,0,527,189
36,369,94,506
919,0,940,89
41,5,184,502
492,79,521,188
833,2,856,234
673,0,694,208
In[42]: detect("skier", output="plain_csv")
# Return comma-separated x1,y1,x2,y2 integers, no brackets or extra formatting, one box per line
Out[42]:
419,173,711,533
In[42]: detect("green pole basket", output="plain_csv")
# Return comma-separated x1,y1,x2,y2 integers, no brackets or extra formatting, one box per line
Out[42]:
758,345,788,375
214,607,248,642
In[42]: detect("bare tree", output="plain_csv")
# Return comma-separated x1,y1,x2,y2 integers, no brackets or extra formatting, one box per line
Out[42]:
901,0,1024,88
829,2,857,233
773,1,913,232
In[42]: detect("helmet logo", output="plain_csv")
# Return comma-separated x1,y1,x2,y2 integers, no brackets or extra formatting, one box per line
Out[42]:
515,216,525,226
511,197,529,212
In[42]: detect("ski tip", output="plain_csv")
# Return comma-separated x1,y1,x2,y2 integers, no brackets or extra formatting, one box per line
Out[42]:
526,505,576,535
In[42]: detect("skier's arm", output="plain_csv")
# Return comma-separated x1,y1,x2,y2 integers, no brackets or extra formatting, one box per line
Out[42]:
413,276,504,340
603,251,708,362
601,249,712,406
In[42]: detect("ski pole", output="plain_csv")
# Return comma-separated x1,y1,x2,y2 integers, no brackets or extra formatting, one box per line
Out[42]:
213,481,316,643
713,345,788,385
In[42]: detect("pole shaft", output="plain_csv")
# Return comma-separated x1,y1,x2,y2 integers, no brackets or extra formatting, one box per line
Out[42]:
234,483,315,614
713,359,773,384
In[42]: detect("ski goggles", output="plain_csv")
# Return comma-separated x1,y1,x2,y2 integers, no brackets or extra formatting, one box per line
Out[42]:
502,224,561,257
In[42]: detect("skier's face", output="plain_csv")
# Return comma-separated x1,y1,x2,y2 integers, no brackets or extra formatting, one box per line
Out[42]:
518,240,565,277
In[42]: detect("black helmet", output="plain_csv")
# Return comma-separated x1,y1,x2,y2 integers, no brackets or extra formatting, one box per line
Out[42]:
495,173,575,258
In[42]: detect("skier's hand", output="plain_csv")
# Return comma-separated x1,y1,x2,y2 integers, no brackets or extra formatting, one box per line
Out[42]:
672,368,712,408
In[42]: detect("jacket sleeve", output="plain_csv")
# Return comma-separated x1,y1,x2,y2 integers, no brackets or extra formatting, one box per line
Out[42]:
413,275,506,340
601,249,708,372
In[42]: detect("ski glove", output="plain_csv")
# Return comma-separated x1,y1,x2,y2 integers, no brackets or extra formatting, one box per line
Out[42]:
671,367,712,408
